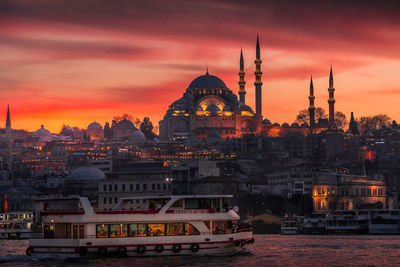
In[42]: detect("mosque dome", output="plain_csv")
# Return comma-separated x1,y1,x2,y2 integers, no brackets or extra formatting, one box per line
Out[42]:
205,104,221,112
272,122,280,127
188,73,227,89
69,166,106,181
128,130,147,144
116,119,137,130
291,123,300,128
282,123,289,128
301,123,309,128
33,125,52,138
87,121,103,130
223,105,233,111
239,105,253,112
263,119,271,124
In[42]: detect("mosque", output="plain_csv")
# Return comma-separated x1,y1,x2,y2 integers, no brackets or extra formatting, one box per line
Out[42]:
159,36,264,141
159,35,339,141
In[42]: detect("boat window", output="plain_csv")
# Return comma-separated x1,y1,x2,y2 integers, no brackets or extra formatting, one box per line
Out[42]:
43,224,55,239
171,199,183,207
166,223,184,236
128,223,147,237
185,223,200,235
96,224,109,238
148,223,165,236
110,224,127,237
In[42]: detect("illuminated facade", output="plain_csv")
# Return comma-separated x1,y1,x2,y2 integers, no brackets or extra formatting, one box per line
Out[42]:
159,36,263,141
313,173,387,211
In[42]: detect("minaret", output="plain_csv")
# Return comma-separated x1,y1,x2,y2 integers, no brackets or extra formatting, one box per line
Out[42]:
308,75,315,128
5,105,12,178
349,112,359,135
328,65,335,129
238,48,246,104
254,34,263,118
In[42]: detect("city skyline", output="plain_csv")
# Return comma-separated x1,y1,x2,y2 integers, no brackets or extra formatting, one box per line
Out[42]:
1,0,400,132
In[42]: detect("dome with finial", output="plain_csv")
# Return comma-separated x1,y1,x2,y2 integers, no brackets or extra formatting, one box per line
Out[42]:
188,71,227,89
33,125,51,138
87,121,103,130
205,104,221,112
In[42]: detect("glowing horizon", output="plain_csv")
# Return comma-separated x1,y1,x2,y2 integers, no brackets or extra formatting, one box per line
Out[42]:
1,0,400,133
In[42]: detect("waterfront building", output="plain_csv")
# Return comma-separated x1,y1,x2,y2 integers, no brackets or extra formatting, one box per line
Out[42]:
312,173,387,211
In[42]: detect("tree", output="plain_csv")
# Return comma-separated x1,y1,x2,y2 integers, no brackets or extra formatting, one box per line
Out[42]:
334,111,348,130
140,117,155,140
357,114,391,134
295,107,327,125
113,114,141,127
113,114,134,122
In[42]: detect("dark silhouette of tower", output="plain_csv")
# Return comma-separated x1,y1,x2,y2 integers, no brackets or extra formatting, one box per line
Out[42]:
349,112,359,135
238,48,246,104
254,34,263,118
308,75,315,128
328,65,335,129
5,104,12,179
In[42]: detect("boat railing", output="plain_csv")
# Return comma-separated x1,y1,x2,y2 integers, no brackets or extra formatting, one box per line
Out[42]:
166,208,221,214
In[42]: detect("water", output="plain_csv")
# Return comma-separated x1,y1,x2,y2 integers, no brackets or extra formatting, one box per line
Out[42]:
1,235,400,266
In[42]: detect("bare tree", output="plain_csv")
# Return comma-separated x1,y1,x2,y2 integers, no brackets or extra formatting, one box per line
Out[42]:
357,114,391,134
295,107,327,125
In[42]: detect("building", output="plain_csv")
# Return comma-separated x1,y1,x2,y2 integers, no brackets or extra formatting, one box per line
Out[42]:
312,173,387,211
159,36,264,141
86,121,104,141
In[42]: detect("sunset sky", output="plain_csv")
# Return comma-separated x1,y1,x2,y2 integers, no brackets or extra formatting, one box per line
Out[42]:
1,0,400,133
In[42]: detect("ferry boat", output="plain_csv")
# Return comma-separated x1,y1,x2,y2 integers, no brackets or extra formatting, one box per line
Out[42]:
326,210,369,234
303,212,326,234
368,210,400,235
0,211,40,239
280,216,302,235
27,195,254,258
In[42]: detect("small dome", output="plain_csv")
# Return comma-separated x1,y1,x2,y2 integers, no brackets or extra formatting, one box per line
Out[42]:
116,119,137,130
129,129,147,144
291,123,300,128
69,166,106,181
205,104,221,112
196,105,203,111
282,123,289,128
223,105,233,111
188,73,227,89
239,105,253,112
301,123,309,128
207,130,222,140
273,122,280,127
263,119,272,124
87,121,103,130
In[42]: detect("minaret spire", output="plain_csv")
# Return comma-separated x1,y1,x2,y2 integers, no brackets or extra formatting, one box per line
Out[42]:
238,47,246,104
328,65,336,129
206,66,209,75
5,105,12,179
6,104,11,129
308,75,315,128
254,34,263,119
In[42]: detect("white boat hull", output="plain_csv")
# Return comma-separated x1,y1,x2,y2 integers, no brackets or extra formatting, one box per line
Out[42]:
28,232,253,258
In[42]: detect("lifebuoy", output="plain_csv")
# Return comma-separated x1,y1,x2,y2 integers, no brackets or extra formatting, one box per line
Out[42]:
191,243,199,253
117,246,127,257
26,247,32,256
137,245,146,254
97,246,107,257
250,238,255,244
234,240,240,247
172,243,181,253
241,240,246,246
79,246,88,257
155,244,163,253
